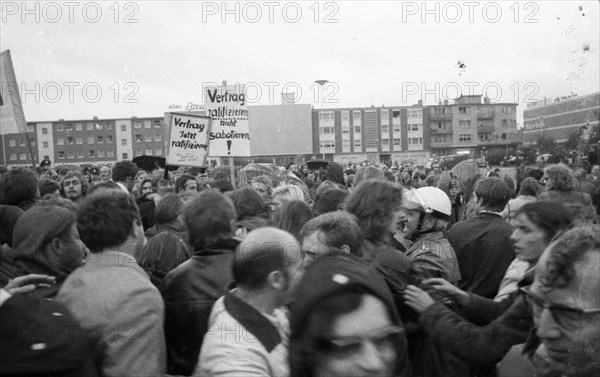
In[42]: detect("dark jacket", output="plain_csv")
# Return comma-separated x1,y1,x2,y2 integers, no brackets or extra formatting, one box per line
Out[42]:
418,270,535,377
162,238,239,376
136,196,156,231
447,212,515,299
362,236,469,377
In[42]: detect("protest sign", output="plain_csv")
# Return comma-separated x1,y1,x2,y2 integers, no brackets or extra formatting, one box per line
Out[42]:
205,84,251,157
165,112,210,166
0,50,27,135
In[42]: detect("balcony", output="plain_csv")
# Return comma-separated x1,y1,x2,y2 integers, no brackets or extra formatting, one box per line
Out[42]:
430,112,452,120
477,111,494,119
478,124,495,133
431,128,452,134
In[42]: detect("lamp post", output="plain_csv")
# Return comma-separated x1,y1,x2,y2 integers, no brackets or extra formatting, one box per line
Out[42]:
315,80,329,160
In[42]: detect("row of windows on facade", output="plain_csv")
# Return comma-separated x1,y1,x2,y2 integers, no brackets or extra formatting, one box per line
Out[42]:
320,124,422,135
319,137,424,149
318,106,514,122
319,109,422,123
50,134,162,146
432,132,518,143
53,148,163,160
50,119,161,133
320,118,515,136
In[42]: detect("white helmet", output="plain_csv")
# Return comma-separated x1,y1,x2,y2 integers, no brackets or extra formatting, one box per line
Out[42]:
402,187,452,216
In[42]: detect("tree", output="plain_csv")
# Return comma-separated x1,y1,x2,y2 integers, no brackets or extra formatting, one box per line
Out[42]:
516,143,537,165
536,135,556,154
564,131,579,151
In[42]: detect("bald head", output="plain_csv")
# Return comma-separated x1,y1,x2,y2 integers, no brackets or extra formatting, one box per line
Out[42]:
233,227,302,290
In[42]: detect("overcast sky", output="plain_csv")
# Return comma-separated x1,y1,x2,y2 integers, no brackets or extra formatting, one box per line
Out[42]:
1,1,598,123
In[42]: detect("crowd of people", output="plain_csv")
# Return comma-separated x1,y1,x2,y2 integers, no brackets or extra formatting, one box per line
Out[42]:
0,158,599,377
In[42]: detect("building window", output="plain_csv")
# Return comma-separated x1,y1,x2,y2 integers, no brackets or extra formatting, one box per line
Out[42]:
67,151,74,159
155,148,162,155
121,138,127,146
76,137,83,144
136,149,143,156
433,107,447,114
58,151,65,159
98,150,104,157
459,134,471,141
87,123,94,131
459,106,469,114
89,150,95,158
320,126,334,134
342,140,351,149
353,111,361,120
153,120,161,128
97,136,104,143
67,136,73,145
9,153,17,160
145,148,153,155
341,111,350,121
354,139,362,148
42,127,48,135
77,151,83,158
65,123,73,131
9,139,16,147
393,138,401,146
364,110,378,149
319,112,334,122
88,136,94,144
29,140,36,147
502,133,507,140
144,120,151,128
381,139,389,146
106,123,113,130
502,119,508,128
408,138,423,144
381,110,389,125
134,121,142,128
43,141,49,148
135,135,143,142
459,120,471,128
354,126,361,133
144,134,152,142
56,124,63,131
107,150,114,157
19,139,25,146
410,124,421,131
122,153,128,160
121,124,127,132
75,123,82,131
381,124,389,133
57,137,64,145
106,135,113,143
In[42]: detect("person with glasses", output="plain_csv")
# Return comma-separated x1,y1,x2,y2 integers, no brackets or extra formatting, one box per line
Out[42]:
402,201,572,376
522,224,600,377
289,252,411,377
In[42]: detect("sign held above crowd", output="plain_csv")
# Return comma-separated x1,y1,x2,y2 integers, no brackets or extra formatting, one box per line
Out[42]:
204,83,251,157
164,113,211,167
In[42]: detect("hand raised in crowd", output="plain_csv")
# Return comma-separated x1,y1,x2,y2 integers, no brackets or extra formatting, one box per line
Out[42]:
421,278,471,307
403,285,435,313
4,274,56,295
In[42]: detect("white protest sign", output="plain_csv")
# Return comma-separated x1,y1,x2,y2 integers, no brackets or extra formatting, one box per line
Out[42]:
205,84,250,157
165,112,210,166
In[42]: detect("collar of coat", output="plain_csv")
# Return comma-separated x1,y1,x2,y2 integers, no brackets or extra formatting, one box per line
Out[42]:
223,292,282,352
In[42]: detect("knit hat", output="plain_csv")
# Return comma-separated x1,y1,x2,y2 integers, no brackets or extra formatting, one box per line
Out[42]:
289,253,400,339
